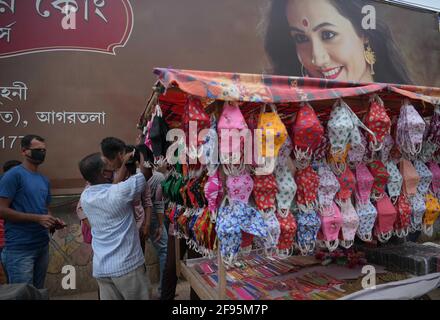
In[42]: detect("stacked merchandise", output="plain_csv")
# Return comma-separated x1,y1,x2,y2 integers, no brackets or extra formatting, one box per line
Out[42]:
142,92,440,268
360,242,440,276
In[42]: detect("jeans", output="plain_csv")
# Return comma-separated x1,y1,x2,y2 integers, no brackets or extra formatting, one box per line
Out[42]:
150,217,168,292
1,245,49,289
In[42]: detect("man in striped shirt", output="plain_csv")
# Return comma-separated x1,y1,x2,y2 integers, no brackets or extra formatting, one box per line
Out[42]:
78,151,151,300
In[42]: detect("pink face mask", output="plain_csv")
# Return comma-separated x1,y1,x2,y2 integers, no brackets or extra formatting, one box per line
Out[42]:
339,199,360,249
204,169,224,217
374,194,398,243
226,173,254,204
217,101,248,159
317,202,343,252
429,161,440,197
355,163,374,205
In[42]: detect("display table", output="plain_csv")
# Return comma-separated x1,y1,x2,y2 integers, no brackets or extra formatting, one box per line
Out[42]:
179,250,440,300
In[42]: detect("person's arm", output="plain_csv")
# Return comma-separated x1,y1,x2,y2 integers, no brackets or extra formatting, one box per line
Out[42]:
113,152,133,184
153,184,165,242
0,198,57,228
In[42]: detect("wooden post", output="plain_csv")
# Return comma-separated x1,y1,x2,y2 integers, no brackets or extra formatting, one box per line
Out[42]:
217,247,227,300
175,235,181,277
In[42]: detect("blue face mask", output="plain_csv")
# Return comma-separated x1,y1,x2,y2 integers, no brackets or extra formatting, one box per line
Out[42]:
296,211,321,256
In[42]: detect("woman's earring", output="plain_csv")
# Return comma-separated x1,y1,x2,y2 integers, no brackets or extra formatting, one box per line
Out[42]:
364,42,376,76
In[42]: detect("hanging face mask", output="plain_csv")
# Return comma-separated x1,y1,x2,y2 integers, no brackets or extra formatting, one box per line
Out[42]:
295,165,320,212
317,164,340,211
367,160,390,201
183,96,210,145
201,115,219,175
257,104,288,158
380,134,395,163
327,100,354,173
399,159,420,198
291,103,324,165
355,163,374,205
374,195,397,243
364,95,391,151
428,161,440,197
317,202,343,252
386,161,403,203
226,173,254,204
296,211,321,256
355,200,378,242
425,105,440,148
328,99,377,174
393,194,412,238
275,164,297,217
253,174,278,212
339,199,360,249
204,168,224,220
277,136,293,167
218,101,248,164
413,160,432,196
348,127,367,165
335,166,356,204
409,193,426,232
314,134,329,161
396,100,425,156
276,212,297,258
256,209,281,254
423,193,440,237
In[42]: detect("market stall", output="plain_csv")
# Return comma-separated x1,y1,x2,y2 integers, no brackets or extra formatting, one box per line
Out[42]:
138,68,440,300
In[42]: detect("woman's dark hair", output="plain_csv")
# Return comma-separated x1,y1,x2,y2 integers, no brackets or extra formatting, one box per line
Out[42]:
264,0,412,84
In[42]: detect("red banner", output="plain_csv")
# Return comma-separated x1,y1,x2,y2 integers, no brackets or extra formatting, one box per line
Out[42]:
0,0,133,58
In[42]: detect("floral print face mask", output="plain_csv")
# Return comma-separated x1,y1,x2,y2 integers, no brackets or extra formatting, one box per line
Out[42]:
275,164,297,216
295,165,320,212
339,199,360,249
396,100,426,156
364,94,391,151
409,193,426,232
374,195,397,243
423,193,440,237
386,161,403,203
355,199,378,242
296,211,321,256
317,202,343,252
413,160,432,196
393,194,412,238
276,212,297,258
317,163,340,211
257,104,287,158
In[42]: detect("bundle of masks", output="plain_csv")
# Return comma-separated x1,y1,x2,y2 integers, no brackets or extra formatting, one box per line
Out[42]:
154,96,440,264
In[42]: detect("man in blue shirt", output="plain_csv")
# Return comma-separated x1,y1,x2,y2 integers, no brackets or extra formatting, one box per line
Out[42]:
0,135,64,289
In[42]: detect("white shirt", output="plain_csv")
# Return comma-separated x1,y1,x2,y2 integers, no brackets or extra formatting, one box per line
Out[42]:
80,173,146,278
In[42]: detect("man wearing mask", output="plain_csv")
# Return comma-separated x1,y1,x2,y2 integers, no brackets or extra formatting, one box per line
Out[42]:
0,134,65,289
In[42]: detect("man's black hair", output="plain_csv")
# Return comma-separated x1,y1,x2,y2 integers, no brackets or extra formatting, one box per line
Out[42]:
100,137,126,160
21,134,45,149
3,160,21,173
78,153,104,184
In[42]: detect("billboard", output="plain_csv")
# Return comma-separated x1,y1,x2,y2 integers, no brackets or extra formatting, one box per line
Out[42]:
1,0,439,194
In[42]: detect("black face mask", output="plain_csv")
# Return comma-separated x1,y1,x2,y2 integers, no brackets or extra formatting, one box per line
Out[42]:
27,149,46,164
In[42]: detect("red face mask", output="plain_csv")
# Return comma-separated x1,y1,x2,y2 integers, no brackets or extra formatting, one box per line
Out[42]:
393,194,412,238
336,166,356,203
374,194,397,243
365,95,391,151
368,160,390,200
295,165,320,211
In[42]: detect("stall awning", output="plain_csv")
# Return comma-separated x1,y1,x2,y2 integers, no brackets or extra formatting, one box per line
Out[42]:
139,68,440,128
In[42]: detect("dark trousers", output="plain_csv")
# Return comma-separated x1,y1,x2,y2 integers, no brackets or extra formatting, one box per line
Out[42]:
160,232,200,300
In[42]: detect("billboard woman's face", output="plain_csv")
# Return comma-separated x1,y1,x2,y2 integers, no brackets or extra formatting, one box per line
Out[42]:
286,0,373,83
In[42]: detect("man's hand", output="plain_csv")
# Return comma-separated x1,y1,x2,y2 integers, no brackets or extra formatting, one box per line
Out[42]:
153,225,163,243
37,215,58,229
140,223,150,244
